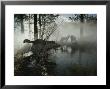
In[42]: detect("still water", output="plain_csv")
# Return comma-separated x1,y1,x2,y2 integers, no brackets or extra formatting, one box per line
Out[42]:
49,46,97,76
15,43,97,76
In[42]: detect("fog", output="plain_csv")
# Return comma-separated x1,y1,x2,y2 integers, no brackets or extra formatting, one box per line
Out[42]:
50,22,97,42
14,14,97,76
14,14,97,56
14,18,97,54
49,15,97,43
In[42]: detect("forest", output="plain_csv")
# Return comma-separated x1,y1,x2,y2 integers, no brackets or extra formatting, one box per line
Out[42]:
14,14,97,76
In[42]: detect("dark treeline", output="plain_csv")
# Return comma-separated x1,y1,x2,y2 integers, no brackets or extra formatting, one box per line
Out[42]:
14,14,59,40
14,14,60,76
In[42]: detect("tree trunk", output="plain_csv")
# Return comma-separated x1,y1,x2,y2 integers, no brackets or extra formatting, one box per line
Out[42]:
80,23,83,39
29,14,31,34
21,17,24,33
39,14,42,39
28,14,31,39
34,14,38,40
41,16,45,40
80,14,84,39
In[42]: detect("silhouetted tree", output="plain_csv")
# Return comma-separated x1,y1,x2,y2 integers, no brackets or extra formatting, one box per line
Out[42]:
37,14,59,40
14,14,28,33
34,14,38,40
69,14,97,38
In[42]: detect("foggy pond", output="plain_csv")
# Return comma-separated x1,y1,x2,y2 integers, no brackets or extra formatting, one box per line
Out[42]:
14,14,97,76
49,47,97,76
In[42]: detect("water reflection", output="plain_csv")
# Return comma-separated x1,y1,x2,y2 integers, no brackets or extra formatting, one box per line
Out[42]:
14,40,97,76
49,45,97,76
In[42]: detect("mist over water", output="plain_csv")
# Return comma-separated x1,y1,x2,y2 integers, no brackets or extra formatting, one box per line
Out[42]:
14,15,97,54
50,22,97,42
49,18,97,75
14,14,97,76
